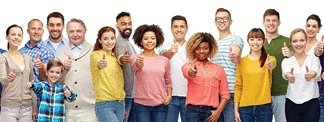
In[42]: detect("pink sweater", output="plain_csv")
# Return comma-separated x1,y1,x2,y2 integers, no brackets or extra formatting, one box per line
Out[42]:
182,61,230,108
130,54,172,106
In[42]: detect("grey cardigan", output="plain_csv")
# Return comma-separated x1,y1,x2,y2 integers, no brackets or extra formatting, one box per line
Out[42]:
0,53,37,111
114,36,136,97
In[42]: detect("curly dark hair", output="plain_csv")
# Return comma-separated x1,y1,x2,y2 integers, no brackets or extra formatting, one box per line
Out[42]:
133,24,164,49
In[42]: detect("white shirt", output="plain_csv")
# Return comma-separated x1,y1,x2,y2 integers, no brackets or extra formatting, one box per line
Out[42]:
159,41,189,97
282,55,321,104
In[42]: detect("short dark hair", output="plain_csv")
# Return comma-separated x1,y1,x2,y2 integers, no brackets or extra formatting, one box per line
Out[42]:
47,60,64,73
263,9,280,21
116,12,131,22
171,15,188,28
47,12,65,25
216,8,231,18
307,14,322,27
133,24,164,49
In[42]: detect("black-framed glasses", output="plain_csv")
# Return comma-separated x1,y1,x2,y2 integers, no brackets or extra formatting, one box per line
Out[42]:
215,17,231,22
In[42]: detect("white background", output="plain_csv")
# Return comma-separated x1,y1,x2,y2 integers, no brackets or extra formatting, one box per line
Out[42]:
0,0,323,57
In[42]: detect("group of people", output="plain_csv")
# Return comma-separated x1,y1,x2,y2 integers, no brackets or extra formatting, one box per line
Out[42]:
0,8,323,122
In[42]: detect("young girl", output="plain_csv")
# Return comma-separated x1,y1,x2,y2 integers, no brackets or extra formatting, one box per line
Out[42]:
234,28,275,122
282,28,321,122
90,26,125,122
182,32,230,122
130,24,172,122
25,60,76,122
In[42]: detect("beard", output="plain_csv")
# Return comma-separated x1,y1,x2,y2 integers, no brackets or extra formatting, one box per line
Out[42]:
50,33,62,40
120,28,132,39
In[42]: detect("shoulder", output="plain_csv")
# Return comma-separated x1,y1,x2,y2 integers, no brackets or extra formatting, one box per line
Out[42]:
91,50,101,56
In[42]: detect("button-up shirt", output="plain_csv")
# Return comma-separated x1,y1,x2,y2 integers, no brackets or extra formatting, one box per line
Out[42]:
44,37,69,56
70,42,84,58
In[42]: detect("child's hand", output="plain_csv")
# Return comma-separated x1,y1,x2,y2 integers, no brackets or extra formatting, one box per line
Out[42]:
64,85,72,97
25,80,34,89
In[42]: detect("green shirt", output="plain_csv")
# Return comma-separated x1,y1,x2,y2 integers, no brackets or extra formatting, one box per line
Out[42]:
264,35,294,96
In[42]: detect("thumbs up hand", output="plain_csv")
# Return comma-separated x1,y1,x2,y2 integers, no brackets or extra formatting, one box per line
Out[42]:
315,35,324,54
120,48,130,65
63,55,72,70
136,51,144,69
7,68,16,82
98,54,107,69
266,55,274,70
305,66,312,81
286,68,295,83
34,53,43,69
25,80,34,89
188,64,198,78
282,42,292,57
170,39,178,54
64,85,72,97
229,46,238,63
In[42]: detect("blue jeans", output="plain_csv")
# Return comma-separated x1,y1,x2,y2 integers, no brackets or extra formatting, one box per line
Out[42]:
239,103,273,122
166,96,186,122
134,103,168,122
320,95,324,122
124,98,136,122
95,100,125,122
285,98,320,122
218,93,234,122
272,95,286,122
186,104,217,122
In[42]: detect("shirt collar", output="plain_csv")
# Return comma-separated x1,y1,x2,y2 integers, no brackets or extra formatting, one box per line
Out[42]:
70,41,84,50
45,36,69,45
24,40,44,49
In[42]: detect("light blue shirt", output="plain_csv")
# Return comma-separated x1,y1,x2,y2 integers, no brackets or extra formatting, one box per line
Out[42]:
44,36,69,56
70,42,84,58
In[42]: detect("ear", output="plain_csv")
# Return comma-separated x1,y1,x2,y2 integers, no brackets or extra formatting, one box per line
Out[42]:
278,21,281,26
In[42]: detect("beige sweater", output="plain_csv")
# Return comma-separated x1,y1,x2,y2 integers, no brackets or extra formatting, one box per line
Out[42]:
0,53,37,112
55,41,96,121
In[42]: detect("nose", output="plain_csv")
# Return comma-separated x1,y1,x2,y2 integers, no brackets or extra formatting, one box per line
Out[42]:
177,27,181,32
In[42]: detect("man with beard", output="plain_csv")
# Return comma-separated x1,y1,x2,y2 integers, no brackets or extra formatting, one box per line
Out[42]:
44,12,69,55
114,12,136,122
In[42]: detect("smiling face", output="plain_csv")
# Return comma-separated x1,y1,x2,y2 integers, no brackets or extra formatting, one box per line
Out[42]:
290,32,307,54
141,31,157,51
47,17,64,41
99,31,116,53
6,27,23,48
195,42,210,62
305,19,321,39
171,20,188,41
263,15,280,34
248,37,264,53
215,11,232,32
116,16,132,39
67,22,86,46
27,20,44,43
46,66,63,85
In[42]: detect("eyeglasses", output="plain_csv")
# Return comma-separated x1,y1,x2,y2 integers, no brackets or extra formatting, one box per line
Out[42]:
215,17,231,22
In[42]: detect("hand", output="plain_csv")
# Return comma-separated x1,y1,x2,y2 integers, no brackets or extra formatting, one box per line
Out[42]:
235,111,241,122
32,112,37,121
64,85,72,97
188,64,198,78
322,72,324,80
282,42,292,57
25,80,34,89
98,54,107,69
266,55,274,70
7,68,16,82
124,110,129,118
287,68,295,83
64,55,72,70
136,51,144,69
305,66,312,81
120,49,130,65
34,53,43,69
163,95,172,105
207,110,221,122
170,39,178,54
316,35,324,53
229,46,238,63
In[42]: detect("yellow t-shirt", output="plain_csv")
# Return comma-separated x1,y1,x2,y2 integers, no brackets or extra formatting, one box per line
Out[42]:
234,55,276,107
90,50,125,102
